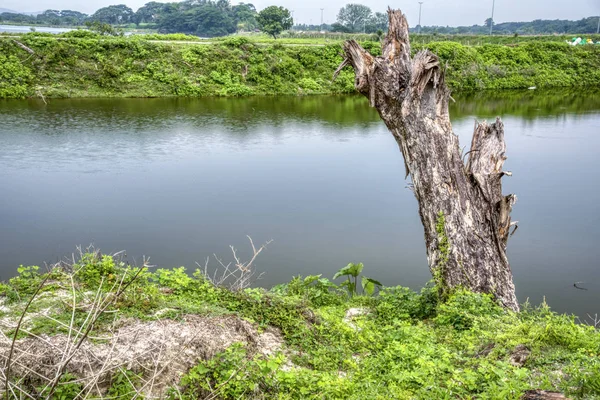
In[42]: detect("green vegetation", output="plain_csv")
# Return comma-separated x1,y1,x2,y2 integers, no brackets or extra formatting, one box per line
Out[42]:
331,3,388,34
416,16,600,35
0,33,355,99
333,262,382,296
1,250,599,399
434,211,450,299
0,33,598,99
256,6,293,39
414,40,600,91
0,9,87,26
410,33,600,46
89,4,135,26
3,2,597,36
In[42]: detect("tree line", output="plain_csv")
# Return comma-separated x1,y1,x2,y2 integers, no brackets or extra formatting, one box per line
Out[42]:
419,16,600,35
0,9,88,26
0,1,292,38
1,1,598,37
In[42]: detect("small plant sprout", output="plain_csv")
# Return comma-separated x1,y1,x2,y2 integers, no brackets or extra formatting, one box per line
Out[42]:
333,262,382,296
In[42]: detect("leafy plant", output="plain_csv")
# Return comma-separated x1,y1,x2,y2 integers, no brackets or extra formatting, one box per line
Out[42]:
8,265,43,295
434,289,502,330
275,274,345,307
333,262,381,296
0,54,32,98
107,369,143,399
73,253,118,287
38,373,83,400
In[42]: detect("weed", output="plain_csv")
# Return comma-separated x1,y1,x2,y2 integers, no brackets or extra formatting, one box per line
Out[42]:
333,262,382,297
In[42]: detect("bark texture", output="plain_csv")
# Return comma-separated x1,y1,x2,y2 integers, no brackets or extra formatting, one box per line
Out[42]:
335,9,519,310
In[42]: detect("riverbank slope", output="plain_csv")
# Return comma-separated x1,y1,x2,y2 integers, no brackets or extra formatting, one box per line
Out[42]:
1,33,599,99
0,251,599,398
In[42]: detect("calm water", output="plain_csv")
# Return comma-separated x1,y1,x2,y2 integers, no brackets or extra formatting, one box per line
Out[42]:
0,24,73,34
1,90,599,317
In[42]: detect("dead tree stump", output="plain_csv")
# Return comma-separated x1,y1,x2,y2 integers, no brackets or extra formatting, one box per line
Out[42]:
334,9,519,310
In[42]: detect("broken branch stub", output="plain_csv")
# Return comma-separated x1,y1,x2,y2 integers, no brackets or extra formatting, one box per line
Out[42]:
334,8,519,311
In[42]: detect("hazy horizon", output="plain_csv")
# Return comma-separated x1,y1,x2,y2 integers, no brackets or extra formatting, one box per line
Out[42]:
2,0,599,28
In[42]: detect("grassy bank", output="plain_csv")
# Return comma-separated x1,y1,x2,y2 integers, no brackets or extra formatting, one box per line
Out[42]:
235,31,600,46
1,32,599,99
0,249,599,399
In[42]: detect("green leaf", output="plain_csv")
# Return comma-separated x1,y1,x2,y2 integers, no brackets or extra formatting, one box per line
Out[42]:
350,262,364,277
333,264,353,280
193,364,210,375
340,280,355,295
333,262,364,279
303,274,322,285
361,276,382,296
318,278,332,286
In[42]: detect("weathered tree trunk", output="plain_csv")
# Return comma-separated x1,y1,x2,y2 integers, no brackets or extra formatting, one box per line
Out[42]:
334,9,519,311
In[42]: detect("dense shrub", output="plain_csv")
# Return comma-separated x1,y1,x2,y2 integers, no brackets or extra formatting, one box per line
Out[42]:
0,54,32,98
61,30,100,39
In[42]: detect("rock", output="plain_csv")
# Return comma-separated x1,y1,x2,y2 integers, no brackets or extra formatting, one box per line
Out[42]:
475,342,495,358
343,308,370,330
510,344,531,367
521,390,569,399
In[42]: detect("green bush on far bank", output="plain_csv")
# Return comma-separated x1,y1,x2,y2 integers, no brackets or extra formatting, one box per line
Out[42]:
418,41,600,90
0,34,598,99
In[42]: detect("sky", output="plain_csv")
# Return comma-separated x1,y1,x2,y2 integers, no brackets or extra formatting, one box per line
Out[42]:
2,0,599,27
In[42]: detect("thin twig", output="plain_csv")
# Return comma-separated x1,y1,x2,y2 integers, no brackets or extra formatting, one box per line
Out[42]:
43,265,146,399
4,274,51,399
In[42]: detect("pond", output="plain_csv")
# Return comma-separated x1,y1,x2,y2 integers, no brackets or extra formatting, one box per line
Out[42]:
1,90,599,318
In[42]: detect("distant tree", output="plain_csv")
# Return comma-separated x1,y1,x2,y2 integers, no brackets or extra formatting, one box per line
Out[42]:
155,4,187,33
294,22,332,31
216,0,231,12
41,9,61,17
33,9,87,25
336,4,372,32
365,11,388,33
59,10,87,25
85,20,123,36
37,10,61,25
134,2,165,25
256,6,293,38
331,22,352,33
190,5,236,37
233,3,258,31
156,2,236,37
0,12,33,24
90,4,135,25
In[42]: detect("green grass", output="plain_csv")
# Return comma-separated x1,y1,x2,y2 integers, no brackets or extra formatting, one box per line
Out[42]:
1,252,600,399
225,31,600,46
0,32,599,99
